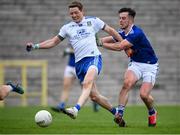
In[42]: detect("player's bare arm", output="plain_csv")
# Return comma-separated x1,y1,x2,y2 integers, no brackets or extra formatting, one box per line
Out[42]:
102,39,132,51
38,36,61,49
103,24,123,42
26,35,61,51
101,36,115,43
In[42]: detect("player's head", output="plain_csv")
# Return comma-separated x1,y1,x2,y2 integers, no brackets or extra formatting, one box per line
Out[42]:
68,1,84,23
118,8,136,29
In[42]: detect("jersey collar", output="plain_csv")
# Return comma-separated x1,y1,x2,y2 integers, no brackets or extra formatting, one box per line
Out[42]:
125,24,134,36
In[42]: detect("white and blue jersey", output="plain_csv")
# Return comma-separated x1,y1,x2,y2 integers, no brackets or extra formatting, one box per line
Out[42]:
117,25,158,64
58,16,104,82
58,16,105,63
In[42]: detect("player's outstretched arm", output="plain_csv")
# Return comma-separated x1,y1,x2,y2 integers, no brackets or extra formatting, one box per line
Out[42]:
103,24,123,42
26,35,61,52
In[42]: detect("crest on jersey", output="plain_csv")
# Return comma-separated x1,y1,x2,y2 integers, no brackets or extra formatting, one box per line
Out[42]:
87,21,92,26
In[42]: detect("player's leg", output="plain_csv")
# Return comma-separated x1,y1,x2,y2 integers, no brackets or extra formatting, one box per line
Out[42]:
51,66,75,112
51,76,75,112
0,85,11,100
119,70,138,106
140,82,157,127
90,83,117,115
0,82,24,100
140,82,154,110
6,81,24,94
65,56,102,119
115,69,138,127
77,66,97,106
60,76,75,107
65,66,97,119
140,63,159,127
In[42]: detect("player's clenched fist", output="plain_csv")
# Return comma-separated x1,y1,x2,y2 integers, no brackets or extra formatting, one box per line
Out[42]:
26,42,33,52
26,42,39,52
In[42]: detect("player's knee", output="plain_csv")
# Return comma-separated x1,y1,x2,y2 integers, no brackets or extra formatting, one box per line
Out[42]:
90,93,99,102
83,79,93,89
63,81,70,88
140,92,148,101
122,79,133,90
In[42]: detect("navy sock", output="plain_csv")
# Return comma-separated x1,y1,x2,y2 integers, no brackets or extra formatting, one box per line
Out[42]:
8,84,16,92
75,104,81,111
110,107,117,115
149,108,156,115
57,102,65,109
118,104,125,117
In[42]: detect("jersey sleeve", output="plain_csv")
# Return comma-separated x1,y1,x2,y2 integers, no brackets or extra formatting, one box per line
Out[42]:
93,17,106,33
126,30,142,46
58,25,67,39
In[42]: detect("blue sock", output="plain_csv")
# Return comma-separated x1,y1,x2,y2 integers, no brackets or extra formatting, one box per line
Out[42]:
57,102,66,109
110,107,117,115
75,104,81,111
149,108,156,115
118,104,125,117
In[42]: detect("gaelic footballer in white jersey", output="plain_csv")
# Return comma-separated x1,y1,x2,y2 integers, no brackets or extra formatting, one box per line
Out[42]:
58,16,104,62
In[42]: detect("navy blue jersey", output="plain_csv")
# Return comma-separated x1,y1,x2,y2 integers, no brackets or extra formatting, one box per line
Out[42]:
118,25,158,64
68,53,75,67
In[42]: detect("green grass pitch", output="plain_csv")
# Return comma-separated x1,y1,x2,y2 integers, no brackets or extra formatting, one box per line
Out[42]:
0,105,180,134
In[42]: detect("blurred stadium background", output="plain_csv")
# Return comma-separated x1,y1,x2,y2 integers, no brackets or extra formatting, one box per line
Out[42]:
0,0,180,106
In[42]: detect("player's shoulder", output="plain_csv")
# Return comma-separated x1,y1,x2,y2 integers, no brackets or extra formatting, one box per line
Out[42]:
132,25,144,34
85,16,97,20
85,16,102,23
61,20,76,29
63,20,74,26
125,25,143,37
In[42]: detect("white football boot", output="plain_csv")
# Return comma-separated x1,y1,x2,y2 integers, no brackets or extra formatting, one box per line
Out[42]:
65,107,78,119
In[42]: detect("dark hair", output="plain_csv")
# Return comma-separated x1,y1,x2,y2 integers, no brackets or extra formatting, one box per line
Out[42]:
118,8,136,18
68,1,83,11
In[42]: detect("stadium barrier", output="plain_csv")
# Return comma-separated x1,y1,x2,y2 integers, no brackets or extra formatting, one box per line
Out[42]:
0,60,48,107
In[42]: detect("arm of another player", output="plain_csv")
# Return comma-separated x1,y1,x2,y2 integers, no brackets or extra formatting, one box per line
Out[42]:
98,25,134,57
26,35,62,52
101,37,134,57
103,24,123,42
102,39,132,51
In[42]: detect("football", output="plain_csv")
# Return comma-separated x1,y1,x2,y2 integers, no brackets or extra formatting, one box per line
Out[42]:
35,110,52,127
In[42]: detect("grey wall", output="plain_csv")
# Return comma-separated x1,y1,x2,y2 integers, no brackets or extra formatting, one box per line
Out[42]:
0,0,180,106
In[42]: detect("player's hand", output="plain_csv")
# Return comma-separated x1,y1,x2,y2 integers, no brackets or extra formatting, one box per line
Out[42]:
95,34,103,47
26,42,34,52
124,48,134,57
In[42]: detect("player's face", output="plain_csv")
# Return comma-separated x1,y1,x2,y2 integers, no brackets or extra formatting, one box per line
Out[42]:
119,12,131,30
69,7,84,23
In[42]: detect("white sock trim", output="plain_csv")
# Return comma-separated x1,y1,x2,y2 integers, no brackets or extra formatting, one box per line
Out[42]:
73,107,78,112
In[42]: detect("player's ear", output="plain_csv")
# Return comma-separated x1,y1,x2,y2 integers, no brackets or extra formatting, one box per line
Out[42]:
81,9,85,16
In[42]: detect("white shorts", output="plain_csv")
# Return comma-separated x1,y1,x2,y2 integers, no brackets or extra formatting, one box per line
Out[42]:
64,65,76,78
128,61,159,85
